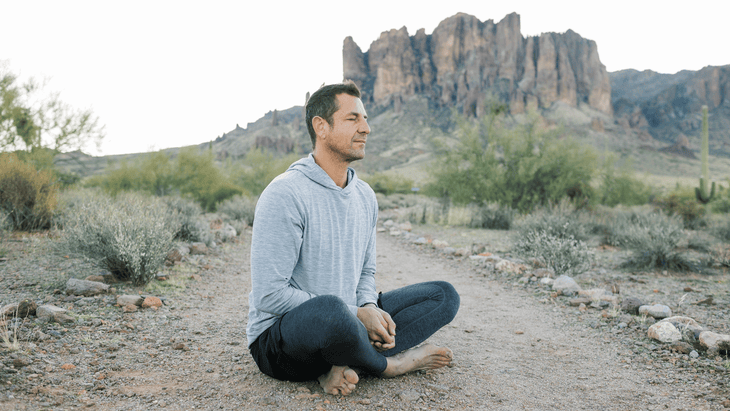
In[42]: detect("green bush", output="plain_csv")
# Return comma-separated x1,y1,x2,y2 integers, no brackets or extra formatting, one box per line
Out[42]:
55,187,105,229
57,193,175,285
426,109,597,212
218,195,258,226
653,188,707,230
710,216,730,243
513,230,594,276
469,203,515,230
0,152,58,230
597,154,653,207
228,148,300,197
363,172,414,195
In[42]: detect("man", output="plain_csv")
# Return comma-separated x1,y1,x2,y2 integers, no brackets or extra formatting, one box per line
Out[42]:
247,81,460,395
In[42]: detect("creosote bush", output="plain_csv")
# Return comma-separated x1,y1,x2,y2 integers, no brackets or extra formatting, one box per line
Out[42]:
162,195,206,242
516,201,591,241
653,189,707,230
57,193,175,285
514,230,593,276
0,153,58,230
614,211,690,270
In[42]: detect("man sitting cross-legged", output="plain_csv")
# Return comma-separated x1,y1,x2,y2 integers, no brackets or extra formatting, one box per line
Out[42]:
246,81,460,395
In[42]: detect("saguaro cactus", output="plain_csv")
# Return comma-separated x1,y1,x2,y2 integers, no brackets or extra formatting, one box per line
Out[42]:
695,105,715,204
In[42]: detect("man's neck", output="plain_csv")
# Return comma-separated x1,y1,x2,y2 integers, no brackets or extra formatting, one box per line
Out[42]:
312,150,349,188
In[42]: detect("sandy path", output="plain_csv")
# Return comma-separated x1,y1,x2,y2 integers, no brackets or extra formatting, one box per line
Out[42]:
70,229,719,410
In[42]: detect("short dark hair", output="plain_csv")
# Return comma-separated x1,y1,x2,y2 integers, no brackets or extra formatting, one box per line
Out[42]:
305,80,361,148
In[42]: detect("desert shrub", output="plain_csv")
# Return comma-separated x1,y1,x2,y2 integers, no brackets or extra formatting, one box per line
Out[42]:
469,203,515,230
401,197,449,225
218,195,258,226
653,188,707,230
0,152,59,230
57,193,175,285
0,209,9,257
615,212,690,270
513,230,593,276
162,195,206,241
363,172,414,195
516,201,590,241
376,193,422,210
54,187,105,229
709,216,730,243
426,108,596,212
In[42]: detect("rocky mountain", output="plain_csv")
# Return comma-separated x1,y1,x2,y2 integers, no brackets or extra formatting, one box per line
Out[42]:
344,12,612,116
611,66,730,156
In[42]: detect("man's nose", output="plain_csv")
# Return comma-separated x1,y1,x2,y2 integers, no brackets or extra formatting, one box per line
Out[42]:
359,119,371,135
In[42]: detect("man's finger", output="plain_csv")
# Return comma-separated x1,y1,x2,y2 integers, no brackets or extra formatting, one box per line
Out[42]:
381,310,396,336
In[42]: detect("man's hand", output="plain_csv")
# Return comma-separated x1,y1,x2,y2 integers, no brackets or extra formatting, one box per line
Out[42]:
357,304,396,351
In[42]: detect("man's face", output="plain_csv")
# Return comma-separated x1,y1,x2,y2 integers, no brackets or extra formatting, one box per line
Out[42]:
321,93,371,162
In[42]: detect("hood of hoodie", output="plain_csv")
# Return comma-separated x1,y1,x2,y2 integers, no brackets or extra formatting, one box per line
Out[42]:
287,154,358,193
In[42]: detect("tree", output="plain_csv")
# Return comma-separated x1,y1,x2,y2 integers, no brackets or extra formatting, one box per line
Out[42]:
0,61,104,154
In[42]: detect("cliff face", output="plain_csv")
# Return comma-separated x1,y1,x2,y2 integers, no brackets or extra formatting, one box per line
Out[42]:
611,66,730,154
343,12,612,115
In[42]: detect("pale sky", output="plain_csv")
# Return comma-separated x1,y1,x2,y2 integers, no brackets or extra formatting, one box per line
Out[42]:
1,0,727,156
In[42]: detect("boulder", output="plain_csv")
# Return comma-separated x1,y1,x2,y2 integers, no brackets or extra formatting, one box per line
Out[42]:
141,296,163,309
190,242,208,255
65,278,109,296
0,300,37,318
398,222,413,232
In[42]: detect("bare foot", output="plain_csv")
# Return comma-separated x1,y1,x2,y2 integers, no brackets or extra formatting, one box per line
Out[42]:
381,344,453,378
318,366,359,395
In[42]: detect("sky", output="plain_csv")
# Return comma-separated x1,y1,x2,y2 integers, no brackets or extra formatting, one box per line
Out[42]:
1,0,728,156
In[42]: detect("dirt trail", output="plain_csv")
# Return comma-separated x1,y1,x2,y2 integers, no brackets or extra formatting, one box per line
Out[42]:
4,228,722,410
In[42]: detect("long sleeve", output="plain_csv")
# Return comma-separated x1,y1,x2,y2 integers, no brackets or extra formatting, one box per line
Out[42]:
249,182,314,316
356,202,378,308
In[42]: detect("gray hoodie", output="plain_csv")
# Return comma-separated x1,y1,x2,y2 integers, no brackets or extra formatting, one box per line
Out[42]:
246,154,379,347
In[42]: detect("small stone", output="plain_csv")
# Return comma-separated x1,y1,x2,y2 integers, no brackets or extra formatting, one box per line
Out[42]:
1,300,36,318
532,268,553,278
552,275,581,296
389,229,402,236
413,237,428,245
122,304,138,313
569,298,592,307
514,330,524,335
61,363,76,370
383,219,395,228
669,341,693,354
190,274,202,281
647,322,682,343
638,304,671,319
578,303,587,312
578,288,611,299
141,296,163,309
540,277,554,286
356,399,372,405
116,295,143,307
690,350,699,359
699,331,730,354
620,296,643,315
496,260,526,274
432,240,449,248
12,358,31,368
65,278,109,296
454,247,470,257
296,387,311,393
36,305,74,323
172,343,189,351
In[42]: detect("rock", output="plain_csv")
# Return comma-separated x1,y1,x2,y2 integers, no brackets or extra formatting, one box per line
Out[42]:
1,300,37,318
647,322,682,343
166,249,183,265
12,357,31,368
442,247,456,255
141,296,163,309
36,305,74,324
398,222,412,232
454,248,470,257
397,389,421,402
122,305,138,313
690,350,699,359
569,298,591,307
383,219,395,228
638,304,672,319
65,278,109,296
620,297,643,315
532,268,553,278
344,13,611,114
540,277,554,286
389,229,402,236
413,237,428,245
699,331,730,356
116,295,144,307
190,242,208,255
578,288,612,299
432,240,449,248
552,275,581,296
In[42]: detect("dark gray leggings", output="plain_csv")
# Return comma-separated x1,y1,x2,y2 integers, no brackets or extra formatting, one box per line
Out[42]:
249,281,460,381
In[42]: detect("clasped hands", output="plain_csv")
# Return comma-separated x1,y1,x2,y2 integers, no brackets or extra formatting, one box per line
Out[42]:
357,304,396,351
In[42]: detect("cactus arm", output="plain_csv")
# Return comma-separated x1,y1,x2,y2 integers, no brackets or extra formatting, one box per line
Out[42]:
695,106,714,204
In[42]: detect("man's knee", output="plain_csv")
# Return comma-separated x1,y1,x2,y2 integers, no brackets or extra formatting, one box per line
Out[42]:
434,281,460,323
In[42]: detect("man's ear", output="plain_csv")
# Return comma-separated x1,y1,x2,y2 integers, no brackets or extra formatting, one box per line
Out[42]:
312,116,328,140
